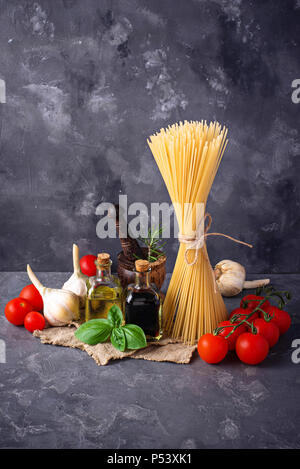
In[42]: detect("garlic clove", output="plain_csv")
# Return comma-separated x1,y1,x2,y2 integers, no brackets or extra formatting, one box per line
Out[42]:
214,260,246,297
63,273,87,307
27,264,79,326
214,259,271,297
43,289,79,326
62,244,87,308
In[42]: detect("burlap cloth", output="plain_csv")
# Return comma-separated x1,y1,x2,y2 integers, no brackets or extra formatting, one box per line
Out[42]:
33,323,197,366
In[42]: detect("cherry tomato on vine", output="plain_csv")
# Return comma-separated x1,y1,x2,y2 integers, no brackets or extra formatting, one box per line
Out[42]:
19,284,43,312
229,307,258,323
5,298,33,326
253,318,280,348
197,333,228,364
235,332,269,365
264,306,291,335
80,255,97,277
24,311,46,333
217,321,247,351
240,294,270,312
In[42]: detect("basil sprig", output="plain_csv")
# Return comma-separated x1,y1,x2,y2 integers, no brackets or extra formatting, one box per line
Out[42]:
75,305,147,352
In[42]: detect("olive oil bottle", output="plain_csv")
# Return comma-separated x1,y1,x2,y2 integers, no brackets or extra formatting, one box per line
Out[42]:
85,253,124,321
125,260,163,341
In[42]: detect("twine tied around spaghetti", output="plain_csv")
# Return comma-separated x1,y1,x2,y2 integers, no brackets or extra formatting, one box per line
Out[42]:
178,213,253,267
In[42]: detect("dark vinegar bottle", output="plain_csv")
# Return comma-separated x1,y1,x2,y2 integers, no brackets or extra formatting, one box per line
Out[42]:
125,260,163,341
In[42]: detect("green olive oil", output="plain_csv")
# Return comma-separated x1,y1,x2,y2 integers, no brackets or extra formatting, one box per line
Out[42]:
85,253,124,321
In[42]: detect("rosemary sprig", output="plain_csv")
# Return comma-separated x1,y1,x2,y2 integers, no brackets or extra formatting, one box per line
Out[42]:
134,225,166,263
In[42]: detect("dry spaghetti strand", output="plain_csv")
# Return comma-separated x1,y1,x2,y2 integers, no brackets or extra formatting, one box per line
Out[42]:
148,120,228,344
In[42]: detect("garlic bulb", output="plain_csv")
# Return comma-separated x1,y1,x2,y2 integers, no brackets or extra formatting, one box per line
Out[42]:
62,244,87,307
214,260,270,297
27,264,79,326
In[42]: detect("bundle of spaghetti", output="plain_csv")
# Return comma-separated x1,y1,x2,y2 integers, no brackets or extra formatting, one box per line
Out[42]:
148,120,228,344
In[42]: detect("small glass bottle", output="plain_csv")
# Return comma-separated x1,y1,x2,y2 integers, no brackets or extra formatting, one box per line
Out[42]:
125,260,163,341
85,253,124,321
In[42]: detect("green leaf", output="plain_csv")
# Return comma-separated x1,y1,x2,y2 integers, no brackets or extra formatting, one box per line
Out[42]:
151,248,163,254
149,256,158,262
111,327,126,351
107,305,123,328
75,319,112,345
123,324,147,350
158,241,167,247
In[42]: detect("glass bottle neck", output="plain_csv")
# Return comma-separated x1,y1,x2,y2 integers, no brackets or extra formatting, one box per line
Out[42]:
96,264,112,280
135,271,150,288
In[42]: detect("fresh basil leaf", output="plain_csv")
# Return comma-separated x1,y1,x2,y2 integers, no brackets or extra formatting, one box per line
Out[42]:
123,324,147,350
75,319,112,345
110,327,126,352
107,305,123,328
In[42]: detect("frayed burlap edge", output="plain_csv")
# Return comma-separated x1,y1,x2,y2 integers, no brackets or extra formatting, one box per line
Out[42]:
33,323,197,366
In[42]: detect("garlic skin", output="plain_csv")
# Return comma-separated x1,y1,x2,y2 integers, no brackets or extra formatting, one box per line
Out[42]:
62,244,87,308
214,260,270,297
27,264,79,326
214,260,246,297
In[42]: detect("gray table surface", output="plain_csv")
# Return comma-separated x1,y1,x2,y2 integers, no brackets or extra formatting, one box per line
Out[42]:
0,272,299,449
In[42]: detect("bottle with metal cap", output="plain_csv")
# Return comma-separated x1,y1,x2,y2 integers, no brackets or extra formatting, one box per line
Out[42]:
85,253,124,321
125,260,163,340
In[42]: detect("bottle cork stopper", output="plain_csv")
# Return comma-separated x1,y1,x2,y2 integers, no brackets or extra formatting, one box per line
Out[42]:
135,259,150,272
97,253,110,266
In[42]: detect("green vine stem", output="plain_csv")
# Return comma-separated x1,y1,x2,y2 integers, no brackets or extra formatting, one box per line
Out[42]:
213,285,292,339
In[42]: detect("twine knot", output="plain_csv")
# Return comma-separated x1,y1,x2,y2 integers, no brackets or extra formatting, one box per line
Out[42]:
178,213,253,267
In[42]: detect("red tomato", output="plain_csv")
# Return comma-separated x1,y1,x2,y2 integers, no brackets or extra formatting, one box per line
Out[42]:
217,321,247,351
80,255,97,276
5,298,33,326
229,307,258,324
265,306,291,335
197,333,228,364
235,332,269,365
24,311,46,333
240,295,270,312
19,284,43,312
253,318,280,348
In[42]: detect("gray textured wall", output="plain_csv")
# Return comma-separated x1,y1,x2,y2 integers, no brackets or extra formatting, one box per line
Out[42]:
0,0,299,273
